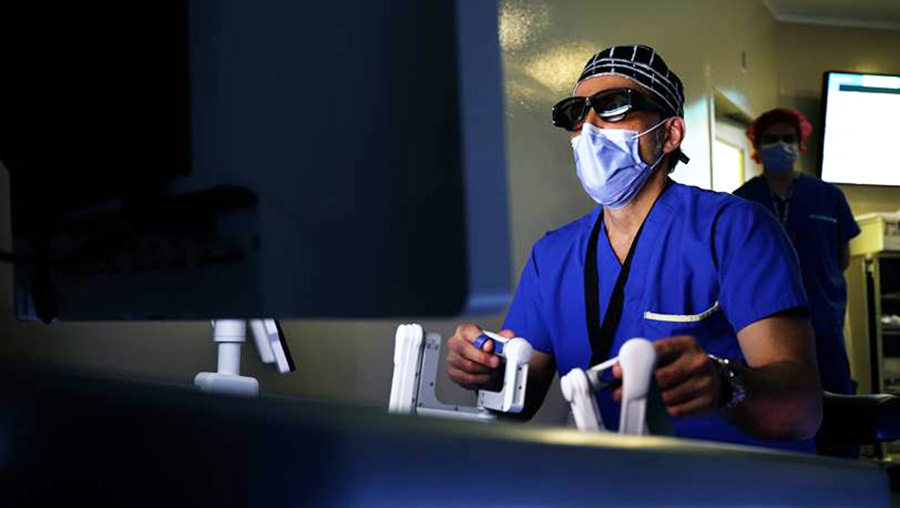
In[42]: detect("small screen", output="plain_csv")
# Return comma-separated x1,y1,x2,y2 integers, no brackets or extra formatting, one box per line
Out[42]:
821,72,900,186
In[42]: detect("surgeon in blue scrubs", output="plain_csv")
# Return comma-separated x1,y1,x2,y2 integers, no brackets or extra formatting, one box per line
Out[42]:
734,108,860,456
445,45,822,453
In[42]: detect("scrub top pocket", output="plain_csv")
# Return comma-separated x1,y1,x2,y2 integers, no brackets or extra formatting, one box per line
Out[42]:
805,214,839,249
640,301,737,357
644,301,721,324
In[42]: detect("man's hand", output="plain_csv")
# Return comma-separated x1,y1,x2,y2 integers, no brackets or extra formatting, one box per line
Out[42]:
446,324,557,421
446,323,513,390
613,335,723,417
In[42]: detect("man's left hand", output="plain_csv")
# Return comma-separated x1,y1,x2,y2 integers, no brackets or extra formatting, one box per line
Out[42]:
613,335,723,417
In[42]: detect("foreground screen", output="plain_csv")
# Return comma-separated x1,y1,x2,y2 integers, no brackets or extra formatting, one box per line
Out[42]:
821,71,900,186
0,0,511,321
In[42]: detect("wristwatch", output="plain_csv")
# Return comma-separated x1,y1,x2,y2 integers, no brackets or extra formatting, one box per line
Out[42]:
708,355,747,410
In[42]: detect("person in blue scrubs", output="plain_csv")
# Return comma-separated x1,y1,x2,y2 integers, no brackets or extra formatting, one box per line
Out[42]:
734,108,860,456
445,45,822,453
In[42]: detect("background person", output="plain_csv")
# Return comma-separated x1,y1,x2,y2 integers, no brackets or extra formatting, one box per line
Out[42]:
734,108,861,457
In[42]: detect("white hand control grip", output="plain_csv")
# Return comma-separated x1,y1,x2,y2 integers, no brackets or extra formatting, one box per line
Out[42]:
562,338,659,435
617,338,656,436
477,337,532,413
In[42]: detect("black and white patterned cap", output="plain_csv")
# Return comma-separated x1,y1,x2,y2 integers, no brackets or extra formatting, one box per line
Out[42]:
576,44,685,118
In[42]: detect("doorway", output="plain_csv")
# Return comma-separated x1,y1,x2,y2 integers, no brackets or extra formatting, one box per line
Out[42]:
711,90,755,194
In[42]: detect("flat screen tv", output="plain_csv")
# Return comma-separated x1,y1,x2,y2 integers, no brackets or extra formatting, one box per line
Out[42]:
820,71,900,187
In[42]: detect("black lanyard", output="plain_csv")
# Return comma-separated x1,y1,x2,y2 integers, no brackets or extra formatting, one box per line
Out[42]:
584,212,647,367
768,179,796,226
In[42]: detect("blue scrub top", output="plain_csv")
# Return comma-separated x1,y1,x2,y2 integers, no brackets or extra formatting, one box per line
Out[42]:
734,174,860,394
503,182,815,453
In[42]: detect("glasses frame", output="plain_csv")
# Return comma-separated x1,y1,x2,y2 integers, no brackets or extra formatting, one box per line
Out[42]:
551,88,672,131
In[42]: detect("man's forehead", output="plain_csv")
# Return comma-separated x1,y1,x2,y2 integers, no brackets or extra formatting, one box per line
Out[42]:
573,75,650,97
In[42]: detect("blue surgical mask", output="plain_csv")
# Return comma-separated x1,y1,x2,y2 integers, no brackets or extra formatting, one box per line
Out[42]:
760,142,798,175
570,120,667,208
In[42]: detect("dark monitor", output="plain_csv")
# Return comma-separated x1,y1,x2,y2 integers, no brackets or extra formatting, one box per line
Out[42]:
0,0,511,321
820,71,900,186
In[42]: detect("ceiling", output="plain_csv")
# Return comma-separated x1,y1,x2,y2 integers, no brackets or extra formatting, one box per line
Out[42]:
762,0,900,30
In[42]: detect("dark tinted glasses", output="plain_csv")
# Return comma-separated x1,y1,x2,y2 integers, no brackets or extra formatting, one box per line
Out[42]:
551,88,671,131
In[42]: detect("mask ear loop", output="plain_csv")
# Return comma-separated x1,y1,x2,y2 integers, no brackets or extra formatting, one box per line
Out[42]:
637,117,671,170
635,117,669,139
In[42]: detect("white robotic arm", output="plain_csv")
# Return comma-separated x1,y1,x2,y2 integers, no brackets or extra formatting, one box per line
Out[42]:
194,319,295,397
559,367,603,431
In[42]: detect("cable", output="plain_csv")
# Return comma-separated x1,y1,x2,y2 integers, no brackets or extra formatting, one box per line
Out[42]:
0,250,19,264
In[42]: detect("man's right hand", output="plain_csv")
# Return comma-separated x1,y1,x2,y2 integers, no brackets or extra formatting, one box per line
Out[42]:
446,323,513,390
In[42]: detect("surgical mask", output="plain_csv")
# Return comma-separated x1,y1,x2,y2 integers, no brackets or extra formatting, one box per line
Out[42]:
570,120,667,208
760,142,798,175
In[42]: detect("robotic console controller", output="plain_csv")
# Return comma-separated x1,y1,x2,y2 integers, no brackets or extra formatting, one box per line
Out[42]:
389,324,531,421
389,325,670,437
561,338,672,435
194,319,295,396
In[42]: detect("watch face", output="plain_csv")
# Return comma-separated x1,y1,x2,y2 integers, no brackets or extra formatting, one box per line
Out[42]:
713,358,733,409
710,355,745,410
722,359,747,410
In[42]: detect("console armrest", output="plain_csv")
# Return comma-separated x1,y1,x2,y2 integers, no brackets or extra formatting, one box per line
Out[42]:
818,392,900,445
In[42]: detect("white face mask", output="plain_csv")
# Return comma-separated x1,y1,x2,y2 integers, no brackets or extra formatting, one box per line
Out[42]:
570,120,667,208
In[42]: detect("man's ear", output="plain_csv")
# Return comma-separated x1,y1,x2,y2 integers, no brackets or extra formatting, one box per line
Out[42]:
661,116,685,155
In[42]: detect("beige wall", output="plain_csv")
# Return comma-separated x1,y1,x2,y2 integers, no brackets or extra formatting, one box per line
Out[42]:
776,22,900,216
5,0,896,424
